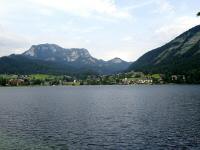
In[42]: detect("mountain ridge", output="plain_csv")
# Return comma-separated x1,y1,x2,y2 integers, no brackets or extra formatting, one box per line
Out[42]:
0,44,131,75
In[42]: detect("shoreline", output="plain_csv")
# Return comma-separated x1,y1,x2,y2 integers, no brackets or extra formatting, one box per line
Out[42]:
0,83,199,88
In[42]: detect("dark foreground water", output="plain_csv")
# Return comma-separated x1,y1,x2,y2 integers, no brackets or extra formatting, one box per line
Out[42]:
0,85,200,150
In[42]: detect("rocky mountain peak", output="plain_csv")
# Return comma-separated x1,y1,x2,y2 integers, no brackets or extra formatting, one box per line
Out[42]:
23,44,63,57
109,57,124,63
23,44,94,62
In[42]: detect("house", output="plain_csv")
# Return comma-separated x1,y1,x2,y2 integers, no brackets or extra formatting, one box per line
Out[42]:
171,75,186,82
171,75,178,81
137,79,153,84
8,79,25,86
122,78,129,84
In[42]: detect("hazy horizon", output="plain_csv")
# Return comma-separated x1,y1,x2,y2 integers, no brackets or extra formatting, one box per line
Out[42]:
0,0,200,61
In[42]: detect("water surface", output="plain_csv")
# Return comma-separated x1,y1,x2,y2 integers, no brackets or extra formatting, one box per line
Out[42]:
0,85,200,149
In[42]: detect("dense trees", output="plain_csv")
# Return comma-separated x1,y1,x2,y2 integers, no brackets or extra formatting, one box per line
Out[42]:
0,77,7,86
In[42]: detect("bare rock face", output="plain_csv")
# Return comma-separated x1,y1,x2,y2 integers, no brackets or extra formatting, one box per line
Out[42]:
23,44,96,63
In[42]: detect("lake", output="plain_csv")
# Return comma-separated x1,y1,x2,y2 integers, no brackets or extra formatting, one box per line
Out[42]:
0,85,200,149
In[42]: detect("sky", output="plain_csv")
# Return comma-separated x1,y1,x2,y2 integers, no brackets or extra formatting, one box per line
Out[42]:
0,0,199,61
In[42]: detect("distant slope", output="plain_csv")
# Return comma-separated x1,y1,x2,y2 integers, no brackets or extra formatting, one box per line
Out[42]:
0,44,131,75
129,25,200,74
0,55,78,75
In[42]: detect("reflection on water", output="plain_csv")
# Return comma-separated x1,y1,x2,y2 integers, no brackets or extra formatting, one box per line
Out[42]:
0,85,200,149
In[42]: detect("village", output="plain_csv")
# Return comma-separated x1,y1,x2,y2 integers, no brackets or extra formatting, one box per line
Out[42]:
0,72,187,86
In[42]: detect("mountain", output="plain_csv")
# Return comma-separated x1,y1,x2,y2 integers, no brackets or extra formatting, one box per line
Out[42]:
0,44,130,75
23,44,98,66
108,57,125,64
129,25,200,74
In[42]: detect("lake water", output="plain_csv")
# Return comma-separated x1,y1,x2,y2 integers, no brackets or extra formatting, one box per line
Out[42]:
0,85,200,150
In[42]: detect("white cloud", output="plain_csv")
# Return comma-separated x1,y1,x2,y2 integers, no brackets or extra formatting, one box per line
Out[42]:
124,0,155,11
121,36,133,42
93,48,135,61
124,0,174,14
155,16,200,43
153,0,174,14
28,0,131,19
76,26,104,34
0,26,29,56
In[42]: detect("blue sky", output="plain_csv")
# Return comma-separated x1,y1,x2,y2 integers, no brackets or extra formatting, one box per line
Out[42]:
0,0,199,61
